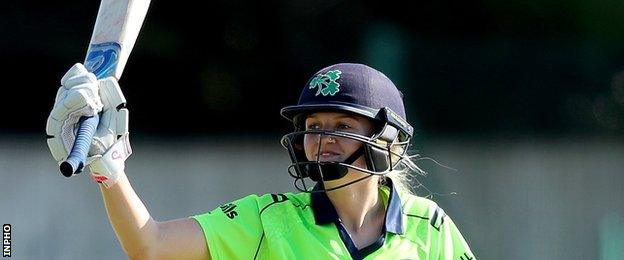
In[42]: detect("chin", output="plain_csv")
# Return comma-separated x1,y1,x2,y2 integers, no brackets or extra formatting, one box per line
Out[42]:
323,170,375,186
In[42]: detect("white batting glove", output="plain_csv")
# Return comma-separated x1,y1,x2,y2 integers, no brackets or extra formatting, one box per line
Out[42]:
46,63,103,160
46,63,132,188
88,77,132,188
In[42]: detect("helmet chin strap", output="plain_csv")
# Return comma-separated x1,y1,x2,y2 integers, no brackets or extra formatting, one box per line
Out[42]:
306,146,366,182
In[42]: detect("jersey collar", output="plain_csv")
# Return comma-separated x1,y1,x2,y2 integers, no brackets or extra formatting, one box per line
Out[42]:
310,179,404,235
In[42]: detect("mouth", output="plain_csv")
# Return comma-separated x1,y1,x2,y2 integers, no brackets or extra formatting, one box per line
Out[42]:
315,151,341,160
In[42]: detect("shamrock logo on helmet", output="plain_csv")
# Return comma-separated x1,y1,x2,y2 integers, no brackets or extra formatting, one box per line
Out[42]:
308,70,341,96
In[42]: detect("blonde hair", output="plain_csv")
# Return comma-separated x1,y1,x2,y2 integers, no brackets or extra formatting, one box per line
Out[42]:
379,144,428,196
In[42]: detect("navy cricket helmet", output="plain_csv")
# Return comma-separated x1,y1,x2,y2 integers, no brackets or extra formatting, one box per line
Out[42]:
280,63,414,192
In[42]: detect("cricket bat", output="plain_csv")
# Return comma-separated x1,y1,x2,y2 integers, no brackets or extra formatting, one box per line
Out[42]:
60,0,151,177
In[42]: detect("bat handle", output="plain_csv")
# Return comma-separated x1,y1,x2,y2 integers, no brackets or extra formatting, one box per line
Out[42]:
59,42,118,177
60,115,99,177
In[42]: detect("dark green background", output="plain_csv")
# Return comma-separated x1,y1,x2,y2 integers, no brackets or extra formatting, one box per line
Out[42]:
3,0,624,137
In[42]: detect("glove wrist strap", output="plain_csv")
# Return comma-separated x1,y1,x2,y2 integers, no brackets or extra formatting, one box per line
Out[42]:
88,134,132,188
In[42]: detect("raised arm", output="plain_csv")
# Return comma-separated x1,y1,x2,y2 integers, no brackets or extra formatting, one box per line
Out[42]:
46,64,210,259
100,173,209,259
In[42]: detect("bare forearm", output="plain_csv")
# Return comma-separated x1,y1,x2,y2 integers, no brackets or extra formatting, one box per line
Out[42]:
99,172,160,258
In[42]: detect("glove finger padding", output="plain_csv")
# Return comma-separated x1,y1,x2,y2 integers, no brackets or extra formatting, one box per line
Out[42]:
46,64,103,163
61,63,97,89
91,77,128,155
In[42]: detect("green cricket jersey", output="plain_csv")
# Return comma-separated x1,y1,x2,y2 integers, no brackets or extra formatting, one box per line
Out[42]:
192,181,475,260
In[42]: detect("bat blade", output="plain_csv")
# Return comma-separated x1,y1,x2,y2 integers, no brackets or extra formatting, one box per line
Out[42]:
60,0,150,177
85,0,150,79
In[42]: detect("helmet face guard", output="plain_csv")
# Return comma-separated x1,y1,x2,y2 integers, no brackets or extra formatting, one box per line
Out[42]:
280,108,412,192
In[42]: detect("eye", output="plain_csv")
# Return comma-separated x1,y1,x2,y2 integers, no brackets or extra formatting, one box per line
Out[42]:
337,123,351,130
306,123,320,130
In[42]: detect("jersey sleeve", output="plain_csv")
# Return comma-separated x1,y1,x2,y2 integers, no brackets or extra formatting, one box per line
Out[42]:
436,213,476,260
191,194,264,260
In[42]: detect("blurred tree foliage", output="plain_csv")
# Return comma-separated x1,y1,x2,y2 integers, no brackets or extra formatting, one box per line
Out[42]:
3,0,624,137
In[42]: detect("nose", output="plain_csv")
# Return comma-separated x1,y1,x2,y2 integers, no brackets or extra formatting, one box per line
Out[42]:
305,132,337,150
322,135,336,144
307,133,336,144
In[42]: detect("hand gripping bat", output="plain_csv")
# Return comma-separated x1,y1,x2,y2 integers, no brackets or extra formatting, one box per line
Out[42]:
60,0,151,177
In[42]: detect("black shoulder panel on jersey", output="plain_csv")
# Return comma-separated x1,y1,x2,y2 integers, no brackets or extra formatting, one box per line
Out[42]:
430,207,447,231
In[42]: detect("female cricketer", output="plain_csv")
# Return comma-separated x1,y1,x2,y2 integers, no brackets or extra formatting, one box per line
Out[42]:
46,63,475,259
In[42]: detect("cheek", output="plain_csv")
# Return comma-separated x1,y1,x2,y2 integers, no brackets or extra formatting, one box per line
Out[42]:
302,134,318,160
340,138,361,153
